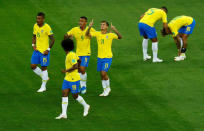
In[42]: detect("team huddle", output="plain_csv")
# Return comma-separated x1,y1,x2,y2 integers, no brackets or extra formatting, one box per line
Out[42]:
30,7,195,119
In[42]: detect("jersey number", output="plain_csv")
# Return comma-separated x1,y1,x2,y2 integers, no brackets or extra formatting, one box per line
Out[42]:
147,9,155,15
72,85,76,90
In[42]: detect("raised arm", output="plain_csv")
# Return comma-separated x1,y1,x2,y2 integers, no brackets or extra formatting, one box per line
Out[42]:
111,23,122,39
86,19,94,37
32,34,37,50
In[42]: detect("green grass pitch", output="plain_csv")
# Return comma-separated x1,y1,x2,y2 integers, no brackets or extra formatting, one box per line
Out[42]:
0,0,204,130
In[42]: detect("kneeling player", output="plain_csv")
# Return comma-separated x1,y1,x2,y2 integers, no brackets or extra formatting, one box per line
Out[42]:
161,16,196,61
55,39,90,119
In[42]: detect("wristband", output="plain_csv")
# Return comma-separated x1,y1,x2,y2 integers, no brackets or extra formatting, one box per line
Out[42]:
32,44,35,46
47,48,51,51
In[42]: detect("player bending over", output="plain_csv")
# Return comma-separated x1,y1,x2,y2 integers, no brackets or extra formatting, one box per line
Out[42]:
55,38,90,119
138,7,168,62
161,15,196,61
30,12,55,92
86,20,122,96
64,16,96,94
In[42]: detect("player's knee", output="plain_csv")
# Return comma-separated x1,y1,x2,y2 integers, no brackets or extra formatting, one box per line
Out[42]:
72,94,78,99
62,92,68,97
30,64,37,70
101,72,108,79
41,66,47,71
151,38,158,42
80,68,86,74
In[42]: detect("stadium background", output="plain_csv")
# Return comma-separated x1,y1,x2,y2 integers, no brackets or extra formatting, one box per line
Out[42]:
0,0,204,130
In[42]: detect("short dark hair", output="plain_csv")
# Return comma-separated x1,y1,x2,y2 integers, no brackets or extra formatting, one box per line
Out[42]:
37,12,45,18
101,20,109,26
61,38,74,51
80,16,87,21
161,6,168,13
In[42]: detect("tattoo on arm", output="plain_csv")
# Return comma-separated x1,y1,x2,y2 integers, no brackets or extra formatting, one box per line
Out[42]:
32,35,36,44
49,35,55,48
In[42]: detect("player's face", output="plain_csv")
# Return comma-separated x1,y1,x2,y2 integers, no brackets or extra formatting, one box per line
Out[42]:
79,18,87,28
36,16,44,25
101,22,108,30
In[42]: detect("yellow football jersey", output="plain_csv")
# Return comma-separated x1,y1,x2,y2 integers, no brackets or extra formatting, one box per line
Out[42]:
64,52,80,82
33,23,53,53
67,27,96,56
91,31,118,58
168,16,193,37
139,8,167,27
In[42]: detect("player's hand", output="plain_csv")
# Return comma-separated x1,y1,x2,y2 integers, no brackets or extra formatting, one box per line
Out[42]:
43,50,49,55
111,23,116,31
89,19,94,27
61,69,67,73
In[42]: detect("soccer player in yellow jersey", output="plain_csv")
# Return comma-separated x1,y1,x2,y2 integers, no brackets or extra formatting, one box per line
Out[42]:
86,20,122,96
161,16,196,61
64,16,95,94
138,7,168,62
55,39,90,119
30,12,55,92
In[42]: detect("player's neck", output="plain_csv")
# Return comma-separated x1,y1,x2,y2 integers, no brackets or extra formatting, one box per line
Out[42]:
80,26,86,30
101,30,107,34
66,51,69,54
38,23,44,27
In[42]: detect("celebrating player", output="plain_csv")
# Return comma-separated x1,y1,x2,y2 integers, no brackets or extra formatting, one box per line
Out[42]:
138,7,168,62
55,38,90,119
161,15,196,61
64,16,95,94
30,12,55,92
86,20,122,96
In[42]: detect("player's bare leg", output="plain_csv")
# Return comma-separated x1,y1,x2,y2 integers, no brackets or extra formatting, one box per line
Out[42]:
175,34,188,61
79,66,87,94
55,89,69,119
72,93,90,116
37,66,49,92
142,35,151,61
100,71,111,96
151,38,163,63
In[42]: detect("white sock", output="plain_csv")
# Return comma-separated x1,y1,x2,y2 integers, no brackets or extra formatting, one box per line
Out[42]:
76,95,88,107
102,80,106,90
142,38,148,57
180,37,183,49
33,67,42,77
105,79,110,88
152,42,158,60
41,70,49,87
80,73,87,87
62,97,68,115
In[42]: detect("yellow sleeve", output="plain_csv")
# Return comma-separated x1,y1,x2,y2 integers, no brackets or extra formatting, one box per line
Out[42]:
33,24,37,35
90,27,96,33
47,25,53,35
161,11,167,23
91,31,99,37
70,53,78,65
67,28,75,36
111,33,118,39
